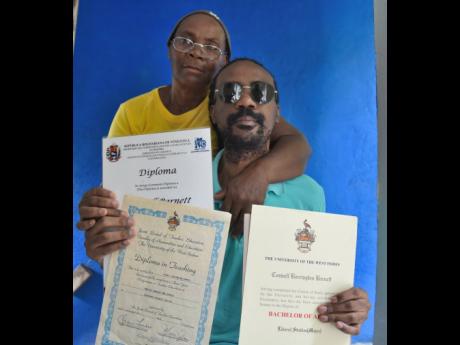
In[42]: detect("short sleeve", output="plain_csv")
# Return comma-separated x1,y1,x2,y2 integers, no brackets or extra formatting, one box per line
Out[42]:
107,103,132,138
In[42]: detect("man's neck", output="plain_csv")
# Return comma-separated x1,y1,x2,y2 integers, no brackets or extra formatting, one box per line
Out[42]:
218,145,269,189
160,79,208,115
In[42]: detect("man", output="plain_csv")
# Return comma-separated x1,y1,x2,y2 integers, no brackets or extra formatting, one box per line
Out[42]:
78,11,312,259
208,58,370,344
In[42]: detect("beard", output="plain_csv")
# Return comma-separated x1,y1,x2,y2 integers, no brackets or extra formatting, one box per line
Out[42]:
219,107,271,161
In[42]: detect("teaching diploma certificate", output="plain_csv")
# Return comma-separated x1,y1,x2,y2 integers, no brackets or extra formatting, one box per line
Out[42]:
95,195,231,345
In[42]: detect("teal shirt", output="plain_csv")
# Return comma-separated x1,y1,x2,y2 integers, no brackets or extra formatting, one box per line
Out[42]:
209,150,326,345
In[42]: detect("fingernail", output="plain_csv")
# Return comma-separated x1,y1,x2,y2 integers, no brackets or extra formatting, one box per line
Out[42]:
120,210,128,217
330,297,338,303
317,305,328,314
127,218,134,226
122,239,130,246
336,321,344,329
112,200,119,208
319,315,328,322
99,208,107,216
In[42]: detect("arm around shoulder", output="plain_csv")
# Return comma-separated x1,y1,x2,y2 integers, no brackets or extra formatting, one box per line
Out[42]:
257,115,312,183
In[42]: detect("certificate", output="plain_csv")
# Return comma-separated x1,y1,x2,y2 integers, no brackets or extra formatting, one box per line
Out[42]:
239,205,357,345
102,128,214,284
102,127,213,209
95,195,231,345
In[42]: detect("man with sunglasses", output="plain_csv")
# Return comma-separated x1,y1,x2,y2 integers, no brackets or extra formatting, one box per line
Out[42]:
208,58,371,344
77,10,313,261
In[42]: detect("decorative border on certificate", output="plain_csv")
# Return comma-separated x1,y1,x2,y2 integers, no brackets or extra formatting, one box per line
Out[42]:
102,206,167,345
101,206,226,345
182,215,225,345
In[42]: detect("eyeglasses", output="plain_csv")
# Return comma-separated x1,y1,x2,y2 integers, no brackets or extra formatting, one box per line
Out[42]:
172,36,226,61
214,81,278,105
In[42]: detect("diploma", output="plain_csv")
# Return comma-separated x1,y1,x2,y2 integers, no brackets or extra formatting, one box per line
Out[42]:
239,205,357,345
102,128,214,285
95,195,231,345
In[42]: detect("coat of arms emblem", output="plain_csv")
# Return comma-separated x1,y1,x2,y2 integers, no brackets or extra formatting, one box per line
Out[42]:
106,144,121,162
167,211,180,231
295,219,316,253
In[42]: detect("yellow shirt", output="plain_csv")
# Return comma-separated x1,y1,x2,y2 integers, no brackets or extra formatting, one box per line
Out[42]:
108,87,218,155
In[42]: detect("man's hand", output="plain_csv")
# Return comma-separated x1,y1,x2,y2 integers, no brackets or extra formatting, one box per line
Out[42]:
316,287,371,335
77,187,123,231
215,163,269,237
84,213,138,261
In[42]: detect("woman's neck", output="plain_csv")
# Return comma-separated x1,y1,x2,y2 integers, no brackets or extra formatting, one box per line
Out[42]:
159,81,208,115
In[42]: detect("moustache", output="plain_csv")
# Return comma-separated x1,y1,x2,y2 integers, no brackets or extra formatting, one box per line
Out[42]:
227,108,265,127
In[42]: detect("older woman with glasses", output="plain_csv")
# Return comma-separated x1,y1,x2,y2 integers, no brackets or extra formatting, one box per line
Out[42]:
77,10,312,261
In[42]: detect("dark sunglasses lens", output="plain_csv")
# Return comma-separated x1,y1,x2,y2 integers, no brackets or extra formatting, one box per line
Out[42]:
251,82,274,104
222,82,242,103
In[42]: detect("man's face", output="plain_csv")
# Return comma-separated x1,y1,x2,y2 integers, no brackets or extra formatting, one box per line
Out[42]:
169,14,228,87
211,61,280,152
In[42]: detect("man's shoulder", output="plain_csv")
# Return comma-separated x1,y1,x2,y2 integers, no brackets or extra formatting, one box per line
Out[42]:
285,174,323,193
279,175,326,211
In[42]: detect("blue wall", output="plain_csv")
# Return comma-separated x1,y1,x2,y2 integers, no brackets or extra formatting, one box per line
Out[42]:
73,0,377,343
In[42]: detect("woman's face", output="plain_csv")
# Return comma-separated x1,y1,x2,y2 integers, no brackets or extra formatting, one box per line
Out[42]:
169,14,228,88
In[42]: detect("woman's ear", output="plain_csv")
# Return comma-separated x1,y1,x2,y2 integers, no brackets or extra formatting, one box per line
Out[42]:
167,43,173,61
210,106,216,124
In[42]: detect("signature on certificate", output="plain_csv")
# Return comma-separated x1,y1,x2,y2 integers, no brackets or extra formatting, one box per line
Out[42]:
117,314,152,332
157,324,190,342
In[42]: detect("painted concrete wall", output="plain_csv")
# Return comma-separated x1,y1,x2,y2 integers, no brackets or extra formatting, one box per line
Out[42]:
73,0,377,343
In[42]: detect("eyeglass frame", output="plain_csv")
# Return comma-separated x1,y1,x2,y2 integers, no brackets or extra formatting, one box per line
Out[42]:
171,36,227,60
214,81,279,105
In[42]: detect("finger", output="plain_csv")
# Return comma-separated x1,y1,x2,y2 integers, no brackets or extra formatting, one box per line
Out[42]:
336,321,361,335
229,201,243,228
87,238,133,261
80,195,119,210
318,311,368,326
82,187,117,200
318,298,370,314
231,203,251,237
79,206,108,220
214,190,226,201
241,204,252,217
220,192,232,212
330,287,368,304
86,216,135,238
105,208,127,217
76,219,96,231
80,207,127,221
230,213,244,237
91,227,138,249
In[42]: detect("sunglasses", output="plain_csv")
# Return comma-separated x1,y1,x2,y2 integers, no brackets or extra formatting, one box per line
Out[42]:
214,81,278,105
